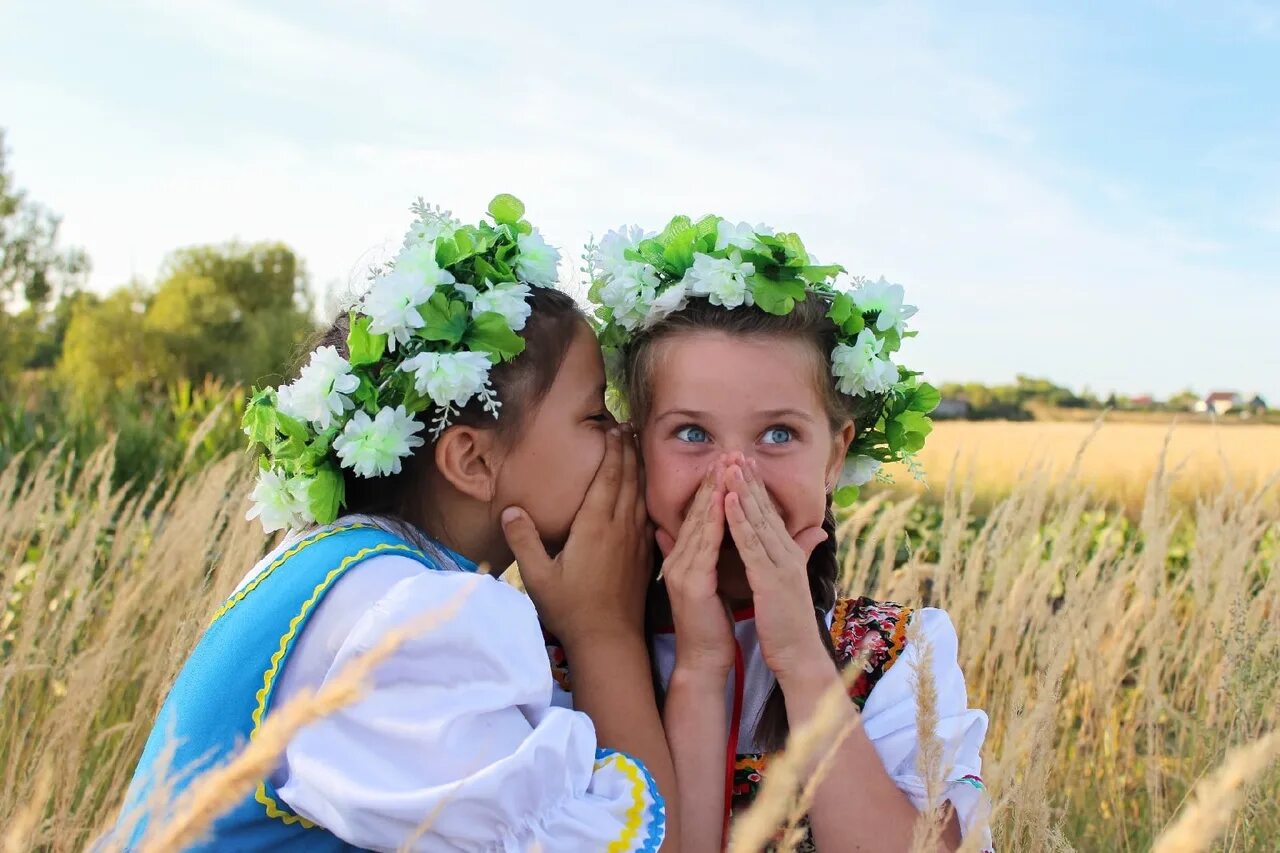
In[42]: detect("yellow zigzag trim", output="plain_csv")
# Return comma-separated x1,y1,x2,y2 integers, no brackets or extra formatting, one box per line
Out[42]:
594,751,650,852
248,536,426,829
208,524,373,625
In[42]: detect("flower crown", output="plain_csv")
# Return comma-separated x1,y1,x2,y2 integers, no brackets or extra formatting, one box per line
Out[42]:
242,194,562,533
586,215,938,506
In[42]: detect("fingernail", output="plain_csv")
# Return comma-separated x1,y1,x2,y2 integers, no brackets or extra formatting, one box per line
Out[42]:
609,426,621,436
501,507,522,525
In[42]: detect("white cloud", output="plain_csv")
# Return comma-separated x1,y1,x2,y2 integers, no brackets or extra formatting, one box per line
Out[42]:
2,0,1275,401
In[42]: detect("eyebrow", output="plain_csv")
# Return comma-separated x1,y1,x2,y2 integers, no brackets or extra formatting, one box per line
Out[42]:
582,382,608,406
655,407,816,423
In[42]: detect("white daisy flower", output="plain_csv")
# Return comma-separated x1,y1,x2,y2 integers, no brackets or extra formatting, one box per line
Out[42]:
830,329,899,397
333,405,426,479
275,346,359,431
398,350,494,408
714,220,761,252
838,455,883,488
245,468,313,533
852,277,918,336
455,280,533,331
683,252,756,309
515,229,561,287
362,268,437,351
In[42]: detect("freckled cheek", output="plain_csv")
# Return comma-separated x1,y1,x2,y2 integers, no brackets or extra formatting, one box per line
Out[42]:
757,466,826,534
642,450,700,534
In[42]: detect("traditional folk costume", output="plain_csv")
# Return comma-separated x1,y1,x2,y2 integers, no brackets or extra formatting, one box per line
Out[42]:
113,196,667,852
581,212,995,849
548,599,989,851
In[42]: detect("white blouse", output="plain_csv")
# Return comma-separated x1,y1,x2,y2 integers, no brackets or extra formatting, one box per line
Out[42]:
235,516,665,852
550,605,991,848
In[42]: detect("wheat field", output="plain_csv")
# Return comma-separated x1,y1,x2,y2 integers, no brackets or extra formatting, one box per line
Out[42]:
2,422,1278,851
882,419,1280,515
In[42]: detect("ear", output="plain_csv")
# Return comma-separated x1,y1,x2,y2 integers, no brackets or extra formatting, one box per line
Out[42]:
824,419,857,493
434,425,502,503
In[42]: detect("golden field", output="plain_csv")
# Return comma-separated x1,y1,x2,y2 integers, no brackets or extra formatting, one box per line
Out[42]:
1,422,1277,851
881,419,1280,514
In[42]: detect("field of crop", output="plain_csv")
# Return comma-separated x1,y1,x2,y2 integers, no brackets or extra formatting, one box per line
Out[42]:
2,421,1278,851
881,419,1280,516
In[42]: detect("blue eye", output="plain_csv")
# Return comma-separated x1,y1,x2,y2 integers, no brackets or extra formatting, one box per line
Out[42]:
761,426,792,445
675,425,709,444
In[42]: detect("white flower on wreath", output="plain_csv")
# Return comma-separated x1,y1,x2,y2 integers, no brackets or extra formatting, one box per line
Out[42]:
455,280,533,331
394,239,456,287
275,345,359,431
644,279,689,328
333,404,426,479
838,455,883,489
593,225,652,277
714,220,761,252
853,277,918,336
684,252,755,309
515,229,561,287
398,350,494,409
362,268,437,351
245,468,313,533
599,261,660,331
830,329,899,397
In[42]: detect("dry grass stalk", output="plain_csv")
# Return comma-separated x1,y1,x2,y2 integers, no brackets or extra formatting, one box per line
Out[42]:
133,579,476,853
907,624,946,853
728,661,863,853
1149,730,1280,853
3,423,1279,850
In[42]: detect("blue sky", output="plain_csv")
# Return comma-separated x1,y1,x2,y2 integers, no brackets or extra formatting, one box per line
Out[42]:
2,0,1277,401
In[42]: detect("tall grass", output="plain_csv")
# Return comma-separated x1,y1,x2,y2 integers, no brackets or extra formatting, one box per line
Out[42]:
1,427,1277,850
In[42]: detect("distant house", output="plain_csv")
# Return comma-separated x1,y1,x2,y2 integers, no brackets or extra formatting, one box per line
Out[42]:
1195,391,1242,415
1127,394,1155,409
933,398,972,419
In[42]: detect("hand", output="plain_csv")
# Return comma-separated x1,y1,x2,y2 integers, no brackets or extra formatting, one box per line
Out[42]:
502,426,652,646
723,457,833,682
657,456,736,677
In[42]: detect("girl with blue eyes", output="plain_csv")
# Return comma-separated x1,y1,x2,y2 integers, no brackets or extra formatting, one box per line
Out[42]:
544,218,992,850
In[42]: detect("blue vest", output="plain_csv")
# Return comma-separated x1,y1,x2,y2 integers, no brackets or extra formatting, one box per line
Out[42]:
113,523,475,851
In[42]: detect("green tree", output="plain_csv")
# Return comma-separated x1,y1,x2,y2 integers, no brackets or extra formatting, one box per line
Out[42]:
143,242,315,387
1166,389,1200,411
57,287,156,405
0,129,89,387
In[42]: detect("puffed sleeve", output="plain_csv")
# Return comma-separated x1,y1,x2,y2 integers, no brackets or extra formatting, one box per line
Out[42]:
861,607,992,850
276,567,666,853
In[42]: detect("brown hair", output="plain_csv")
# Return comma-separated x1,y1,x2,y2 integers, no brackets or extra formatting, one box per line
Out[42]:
298,286,583,550
623,295,874,751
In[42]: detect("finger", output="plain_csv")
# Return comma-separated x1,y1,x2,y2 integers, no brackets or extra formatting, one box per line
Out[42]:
692,465,727,563
501,506,553,579
724,491,772,577
581,427,623,518
794,525,829,557
615,426,638,519
632,431,649,528
726,463,790,564
744,459,795,546
673,458,722,548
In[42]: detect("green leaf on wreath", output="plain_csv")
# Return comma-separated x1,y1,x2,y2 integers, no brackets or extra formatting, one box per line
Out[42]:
751,275,807,316
464,311,526,362
418,293,469,344
308,464,345,525
487,194,526,226
347,313,387,366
